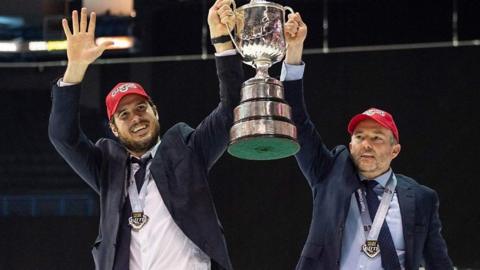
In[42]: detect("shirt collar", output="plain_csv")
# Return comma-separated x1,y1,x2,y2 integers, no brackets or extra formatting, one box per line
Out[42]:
359,168,393,188
134,138,161,160
149,138,161,158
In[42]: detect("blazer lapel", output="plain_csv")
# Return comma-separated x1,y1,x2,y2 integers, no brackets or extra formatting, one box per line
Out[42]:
114,153,130,209
396,175,415,268
343,157,362,195
149,146,176,220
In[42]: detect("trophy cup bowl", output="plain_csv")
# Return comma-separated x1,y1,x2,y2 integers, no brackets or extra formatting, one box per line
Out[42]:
226,0,299,160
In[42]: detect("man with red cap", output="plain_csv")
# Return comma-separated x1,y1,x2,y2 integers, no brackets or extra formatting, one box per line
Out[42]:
282,13,452,269
49,2,241,270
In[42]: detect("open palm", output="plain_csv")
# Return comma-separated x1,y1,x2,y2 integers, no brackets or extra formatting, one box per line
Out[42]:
62,8,112,65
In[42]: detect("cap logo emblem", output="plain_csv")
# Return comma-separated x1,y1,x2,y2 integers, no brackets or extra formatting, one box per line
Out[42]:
363,108,385,116
111,83,136,97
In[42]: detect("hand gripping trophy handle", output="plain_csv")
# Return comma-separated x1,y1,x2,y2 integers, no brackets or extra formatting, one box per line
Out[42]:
224,0,244,58
225,0,300,161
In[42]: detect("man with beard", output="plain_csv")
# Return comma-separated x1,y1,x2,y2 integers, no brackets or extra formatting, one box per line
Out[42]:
49,1,241,269
282,13,452,269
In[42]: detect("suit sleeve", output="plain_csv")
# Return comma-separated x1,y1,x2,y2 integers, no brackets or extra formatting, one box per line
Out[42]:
187,54,244,171
283,79,334,187
423,190,454,269
48,83,103,194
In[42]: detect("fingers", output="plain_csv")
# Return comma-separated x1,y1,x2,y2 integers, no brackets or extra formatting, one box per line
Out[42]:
87,12,96,34
62,18,72,38
292,12,306,28
285,19,299,37
80,8,88,33
99,40,114,50
72,10,79,34
220,14,235,26
217,4,233,15
96,41,114,57
287,13,300,24
295,12,305,26
285,13,306,37
218,8,234,21
214,0,233,10
66,8,97,36
217,2,234,24
213,0,223,10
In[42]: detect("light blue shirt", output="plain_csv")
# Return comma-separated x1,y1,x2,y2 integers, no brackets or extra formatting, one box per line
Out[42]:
280,65,405,269
280,61,305,81
341,169,405,269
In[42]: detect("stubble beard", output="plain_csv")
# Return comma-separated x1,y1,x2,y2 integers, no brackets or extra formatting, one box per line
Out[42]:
118,121,161,154
351,153,377,175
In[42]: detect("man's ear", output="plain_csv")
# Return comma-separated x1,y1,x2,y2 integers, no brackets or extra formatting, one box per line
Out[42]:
109,121,119,137
391,144,401,159
153,106,159,120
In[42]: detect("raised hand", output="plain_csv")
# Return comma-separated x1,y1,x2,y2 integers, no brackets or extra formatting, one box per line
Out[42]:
284,12,307,65
208,0,235,53
62,8,113,83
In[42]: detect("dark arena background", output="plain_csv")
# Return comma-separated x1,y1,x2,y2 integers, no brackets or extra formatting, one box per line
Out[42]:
1,0,479,269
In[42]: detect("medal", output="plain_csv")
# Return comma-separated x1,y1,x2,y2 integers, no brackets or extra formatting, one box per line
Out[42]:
128,211,149,231
362,240,380,258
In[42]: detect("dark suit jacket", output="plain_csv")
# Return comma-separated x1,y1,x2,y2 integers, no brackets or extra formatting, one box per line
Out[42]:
48,55,244,270
283,79,453,270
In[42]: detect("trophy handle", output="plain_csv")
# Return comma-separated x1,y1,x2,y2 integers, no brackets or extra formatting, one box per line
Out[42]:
224,0,245,58
284,6,295,15
283,6,295,51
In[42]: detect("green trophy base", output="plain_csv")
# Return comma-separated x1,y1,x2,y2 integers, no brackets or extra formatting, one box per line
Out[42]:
227,136,300,160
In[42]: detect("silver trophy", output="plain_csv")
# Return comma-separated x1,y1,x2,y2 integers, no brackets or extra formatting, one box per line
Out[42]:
226,0,299,160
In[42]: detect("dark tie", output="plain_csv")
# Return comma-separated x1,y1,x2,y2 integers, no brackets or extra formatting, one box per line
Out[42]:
131,155,152,191
112,155,152,270
364,180,401,270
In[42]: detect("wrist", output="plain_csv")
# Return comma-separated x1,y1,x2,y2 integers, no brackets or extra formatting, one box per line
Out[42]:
285,45,304,65
209,25,232,40
214,41,234,53
63,62,89,84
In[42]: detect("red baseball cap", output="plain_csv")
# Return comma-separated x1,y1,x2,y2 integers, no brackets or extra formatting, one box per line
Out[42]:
347,108,399,142
105,82,150,120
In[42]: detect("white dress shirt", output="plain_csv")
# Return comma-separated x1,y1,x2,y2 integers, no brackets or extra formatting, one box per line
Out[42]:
129,141,211,270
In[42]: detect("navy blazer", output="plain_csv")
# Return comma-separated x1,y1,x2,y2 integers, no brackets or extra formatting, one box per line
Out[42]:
48,55,244,270
283,79,453,270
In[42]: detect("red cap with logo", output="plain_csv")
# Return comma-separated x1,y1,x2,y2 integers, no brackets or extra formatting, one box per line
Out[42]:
347,108,399,142
105,82,150,120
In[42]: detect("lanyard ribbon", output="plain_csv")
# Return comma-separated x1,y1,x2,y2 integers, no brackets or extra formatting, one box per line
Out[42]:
127,162,151,231
355,172,397,259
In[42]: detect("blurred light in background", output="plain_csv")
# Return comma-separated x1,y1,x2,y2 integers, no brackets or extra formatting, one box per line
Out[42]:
96,36,134,50
0,41,19,52
25,36,134,52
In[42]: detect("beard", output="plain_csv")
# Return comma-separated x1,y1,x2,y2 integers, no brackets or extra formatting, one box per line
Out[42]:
118,121,161,154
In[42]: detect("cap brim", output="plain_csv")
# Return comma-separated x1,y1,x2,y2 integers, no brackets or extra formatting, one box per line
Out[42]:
108,92,150,120
347,114,392,135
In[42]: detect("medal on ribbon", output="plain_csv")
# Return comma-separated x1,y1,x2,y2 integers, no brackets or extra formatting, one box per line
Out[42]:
362,239,380,258
128,211,149,231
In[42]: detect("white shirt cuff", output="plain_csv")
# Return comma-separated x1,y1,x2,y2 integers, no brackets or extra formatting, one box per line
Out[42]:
214,49,237,57
280,61,305,81
57,78,78,87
